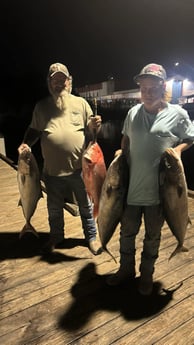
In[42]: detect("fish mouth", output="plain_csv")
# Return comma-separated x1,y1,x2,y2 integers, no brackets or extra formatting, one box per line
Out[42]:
20,150,31,162
162,148,181,173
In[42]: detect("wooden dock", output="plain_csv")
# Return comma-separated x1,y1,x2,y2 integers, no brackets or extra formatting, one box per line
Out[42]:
0,158,194,345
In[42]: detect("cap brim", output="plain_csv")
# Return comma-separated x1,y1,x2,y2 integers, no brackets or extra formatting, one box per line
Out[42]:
134,73,164,84
50,71,69,78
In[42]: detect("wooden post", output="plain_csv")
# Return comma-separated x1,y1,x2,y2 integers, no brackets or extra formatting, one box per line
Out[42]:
0,134,6,155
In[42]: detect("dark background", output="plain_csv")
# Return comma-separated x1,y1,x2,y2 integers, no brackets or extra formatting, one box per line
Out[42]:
1,0,194,97
1,0,194,187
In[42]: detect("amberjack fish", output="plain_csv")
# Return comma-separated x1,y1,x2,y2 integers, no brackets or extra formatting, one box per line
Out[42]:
159,148,190,260
17,150,43,238
82,141,106,218
97,153,129,262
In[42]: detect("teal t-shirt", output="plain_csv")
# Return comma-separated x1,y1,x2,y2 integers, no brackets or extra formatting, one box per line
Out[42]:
122,103,194,205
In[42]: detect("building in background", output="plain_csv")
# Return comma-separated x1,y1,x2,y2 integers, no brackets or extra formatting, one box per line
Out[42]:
77,75,194,108
77,79,140,109
166,75,194,104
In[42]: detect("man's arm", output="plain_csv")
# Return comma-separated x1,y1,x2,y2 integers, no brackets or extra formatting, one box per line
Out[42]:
18,127,41,154
114,135,130,157
174,139,194,156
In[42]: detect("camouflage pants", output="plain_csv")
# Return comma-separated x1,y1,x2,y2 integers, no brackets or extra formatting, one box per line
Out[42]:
119,204,164,275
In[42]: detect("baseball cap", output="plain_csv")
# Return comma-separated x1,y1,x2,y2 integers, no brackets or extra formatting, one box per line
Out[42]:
134,63,167,84
48,62,70,78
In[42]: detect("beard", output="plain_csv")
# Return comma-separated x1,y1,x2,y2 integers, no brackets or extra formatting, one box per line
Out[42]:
54,92,69,110
47,77,72,111
50,88,69,111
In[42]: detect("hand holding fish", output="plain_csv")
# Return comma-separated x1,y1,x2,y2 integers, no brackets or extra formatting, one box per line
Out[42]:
172,147,182,157
114,149,122,157
18,143,31,155
89,115,102,131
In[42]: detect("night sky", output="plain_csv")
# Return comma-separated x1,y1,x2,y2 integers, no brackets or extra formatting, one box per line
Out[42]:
1,0,194,101
1,0,194,177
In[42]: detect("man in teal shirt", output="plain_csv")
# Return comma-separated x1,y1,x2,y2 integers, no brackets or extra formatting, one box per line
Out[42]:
107,63,194,295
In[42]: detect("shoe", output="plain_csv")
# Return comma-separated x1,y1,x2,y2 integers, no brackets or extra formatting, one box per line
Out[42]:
55,239,66,249
106,269,135,286
88,239,102,255
138,273,153,296
41,239,55,254
41,238,65,254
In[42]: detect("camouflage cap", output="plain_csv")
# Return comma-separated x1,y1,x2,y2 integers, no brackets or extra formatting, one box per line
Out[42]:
48,62,70,78
134,63,167,84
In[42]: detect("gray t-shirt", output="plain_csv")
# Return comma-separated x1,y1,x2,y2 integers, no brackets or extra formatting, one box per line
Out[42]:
30,93,93,176
122,103,194,205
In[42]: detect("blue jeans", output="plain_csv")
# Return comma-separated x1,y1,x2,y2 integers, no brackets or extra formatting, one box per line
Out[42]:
120,205,164,275
44,170,97,243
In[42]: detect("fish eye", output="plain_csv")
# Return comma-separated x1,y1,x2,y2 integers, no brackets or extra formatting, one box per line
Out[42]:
164,158,171,169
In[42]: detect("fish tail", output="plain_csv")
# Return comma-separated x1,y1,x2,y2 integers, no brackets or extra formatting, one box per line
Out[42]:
19,222,39,239
104,247,117,264
168,244,188,261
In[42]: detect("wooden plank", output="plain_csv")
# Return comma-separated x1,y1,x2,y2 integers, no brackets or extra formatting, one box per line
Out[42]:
0,261,193,344
0,158,194,345
111,295,194,345
54,276,194,345
155,318,194,345
0,274,192,345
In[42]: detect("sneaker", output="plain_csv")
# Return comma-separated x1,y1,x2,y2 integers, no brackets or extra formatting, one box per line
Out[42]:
88,239,102,255
106,269,135,286
138,273,153,296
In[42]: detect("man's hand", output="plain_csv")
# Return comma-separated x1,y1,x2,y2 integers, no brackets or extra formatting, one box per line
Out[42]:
173,146,182,157
90,115,102,129
114,149,122,157
88,115,102,134
18,143,31,155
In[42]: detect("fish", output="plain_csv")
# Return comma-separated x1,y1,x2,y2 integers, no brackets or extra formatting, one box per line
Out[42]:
17,150,43,238
159,147,190,260
82,141,107,218
97,152,129,261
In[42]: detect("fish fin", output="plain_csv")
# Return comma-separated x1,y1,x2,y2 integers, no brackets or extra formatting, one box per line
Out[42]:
18,199,22,207
83,155,92,163
168,244,188,261
106,185,113,197
103,246,117,264
177,185,183,197
19,222,39,239
21,174,26,184
40,190,44,199
188,216,192,226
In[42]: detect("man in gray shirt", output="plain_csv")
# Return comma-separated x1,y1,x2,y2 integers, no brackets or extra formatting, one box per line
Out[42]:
18,62,102,255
